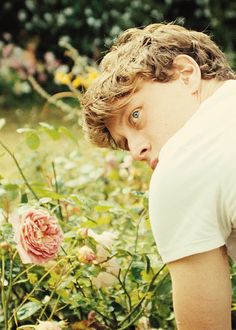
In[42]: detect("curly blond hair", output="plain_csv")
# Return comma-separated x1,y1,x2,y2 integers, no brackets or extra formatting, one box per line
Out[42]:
82,22,235,149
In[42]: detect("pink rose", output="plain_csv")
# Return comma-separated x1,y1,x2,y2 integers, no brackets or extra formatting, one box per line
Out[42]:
35,320,61,330
10,206,63,264
77,245,96,264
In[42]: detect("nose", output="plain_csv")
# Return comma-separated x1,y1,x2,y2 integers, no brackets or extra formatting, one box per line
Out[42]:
129,141,151,161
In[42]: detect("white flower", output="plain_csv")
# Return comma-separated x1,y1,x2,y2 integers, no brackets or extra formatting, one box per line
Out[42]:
95,245,120,276
35,320,61,330
92,272,117,289
135,316,151,330
88,229,117,249
104,257,120,276
96,244,109,262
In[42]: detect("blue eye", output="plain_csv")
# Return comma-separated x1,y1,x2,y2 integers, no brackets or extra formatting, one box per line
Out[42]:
132,110,139,119
130,109,140,123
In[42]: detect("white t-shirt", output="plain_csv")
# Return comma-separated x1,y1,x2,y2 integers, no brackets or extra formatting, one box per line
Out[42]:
149,79,236,263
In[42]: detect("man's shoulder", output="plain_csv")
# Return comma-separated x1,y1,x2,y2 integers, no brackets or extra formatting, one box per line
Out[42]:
149,79,236,202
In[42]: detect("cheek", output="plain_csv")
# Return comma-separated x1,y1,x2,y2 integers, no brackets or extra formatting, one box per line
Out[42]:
146,121,162,142
146,116,174,149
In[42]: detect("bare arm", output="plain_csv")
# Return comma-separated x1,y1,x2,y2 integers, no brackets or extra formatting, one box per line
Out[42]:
167,246,232,330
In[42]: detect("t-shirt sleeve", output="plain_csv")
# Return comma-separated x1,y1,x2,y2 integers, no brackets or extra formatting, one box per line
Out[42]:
218,156,236,262
148,164,228,264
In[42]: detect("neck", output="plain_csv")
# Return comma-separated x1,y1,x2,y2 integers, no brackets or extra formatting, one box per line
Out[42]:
198,79,226,104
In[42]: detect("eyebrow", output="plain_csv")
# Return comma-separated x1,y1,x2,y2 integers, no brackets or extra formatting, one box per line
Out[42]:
117,96,138,125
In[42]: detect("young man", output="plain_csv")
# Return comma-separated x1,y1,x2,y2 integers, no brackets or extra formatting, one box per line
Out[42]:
82,23,236,329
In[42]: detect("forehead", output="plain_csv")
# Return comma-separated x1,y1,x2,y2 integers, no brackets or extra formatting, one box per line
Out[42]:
108,79,146,119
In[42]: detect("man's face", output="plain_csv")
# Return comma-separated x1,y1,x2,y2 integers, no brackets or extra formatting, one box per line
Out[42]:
107,78,199,170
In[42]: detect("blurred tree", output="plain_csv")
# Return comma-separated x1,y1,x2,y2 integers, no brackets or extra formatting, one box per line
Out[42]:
0,0,235,66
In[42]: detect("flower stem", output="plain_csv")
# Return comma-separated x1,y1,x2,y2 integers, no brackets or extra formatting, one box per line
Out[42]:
8,260,64,325
0,140,39,200
28,75,78,115
13,264,35,285
117,264,166,329
52,161,63,220
48,294,61,319
117,273,132,312
38,264,71,320
1,255,7,330
60,246,85,297
6,251,17,329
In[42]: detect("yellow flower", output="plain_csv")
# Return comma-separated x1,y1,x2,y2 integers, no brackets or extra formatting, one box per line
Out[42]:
72,76,82,88
71,69,99,89
55,71,72,85
88,70,100,83
87,70,99,80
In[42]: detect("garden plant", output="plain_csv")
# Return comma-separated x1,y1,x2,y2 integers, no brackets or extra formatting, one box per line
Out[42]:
0,42,174,330
1,7,236,328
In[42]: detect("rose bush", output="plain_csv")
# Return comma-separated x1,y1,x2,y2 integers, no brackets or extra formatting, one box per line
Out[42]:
0,70,172,328
0,116,174,330
10,206,63,264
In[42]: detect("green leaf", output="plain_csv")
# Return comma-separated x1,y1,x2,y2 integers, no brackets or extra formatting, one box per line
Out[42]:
4,184,18,191
4,184,19,199
13,279,29,285
94,205,112,212
45,128,60,140
145,255,151,273
39,122,60,140
33,187,66,199
96,214,112,225
27,272,38,285
94,201,114,212
25,132,40,150
21,193,28,203
59,126,78,144
17,301,42,320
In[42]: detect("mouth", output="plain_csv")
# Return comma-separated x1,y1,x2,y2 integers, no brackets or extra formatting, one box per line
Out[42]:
150,158,158,170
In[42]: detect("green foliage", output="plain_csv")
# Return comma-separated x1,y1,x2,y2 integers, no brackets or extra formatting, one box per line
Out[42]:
0,0,236,67
0,122,174,329
1,2,236,326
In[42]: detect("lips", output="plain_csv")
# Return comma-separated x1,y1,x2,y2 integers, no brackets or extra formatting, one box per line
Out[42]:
150,158,158,170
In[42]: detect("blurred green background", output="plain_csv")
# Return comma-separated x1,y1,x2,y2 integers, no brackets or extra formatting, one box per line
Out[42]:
1,0,236,59
1,2,236,329
1,0,236,110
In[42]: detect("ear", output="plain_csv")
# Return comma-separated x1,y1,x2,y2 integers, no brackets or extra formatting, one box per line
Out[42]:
173,54,201,94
